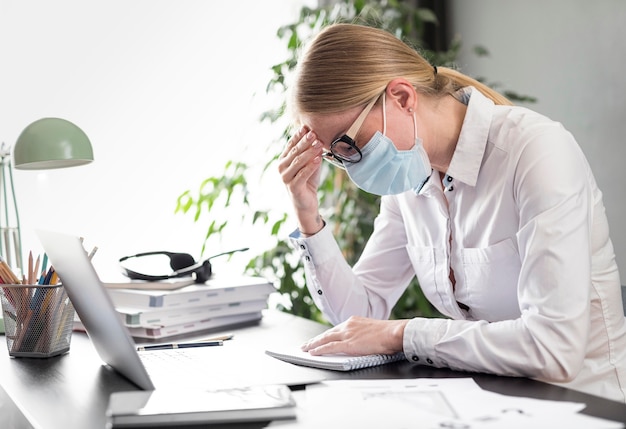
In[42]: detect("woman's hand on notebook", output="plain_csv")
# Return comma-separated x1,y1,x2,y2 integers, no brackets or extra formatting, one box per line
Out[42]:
301,316,408,356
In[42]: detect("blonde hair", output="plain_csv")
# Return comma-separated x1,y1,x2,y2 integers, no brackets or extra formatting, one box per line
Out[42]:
290,23,512,119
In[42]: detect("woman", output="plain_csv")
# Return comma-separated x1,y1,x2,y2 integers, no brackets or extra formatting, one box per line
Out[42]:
278,23,626,402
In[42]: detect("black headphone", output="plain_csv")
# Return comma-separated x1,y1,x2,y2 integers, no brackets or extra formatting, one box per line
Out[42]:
119,248,249,284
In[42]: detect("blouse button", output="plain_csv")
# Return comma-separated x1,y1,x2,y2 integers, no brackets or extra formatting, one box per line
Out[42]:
426,358,433,364
412,355,419,362
305,256,311,261
299,244,306,250
317,290,323,295
448,186,454,192
447,176,453,182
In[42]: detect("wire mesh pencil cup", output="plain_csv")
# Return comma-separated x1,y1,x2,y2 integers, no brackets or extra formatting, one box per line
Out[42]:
0,284,75,357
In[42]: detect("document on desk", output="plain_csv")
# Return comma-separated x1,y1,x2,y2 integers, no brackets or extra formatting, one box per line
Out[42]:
106,384,296,428
300,378,624,428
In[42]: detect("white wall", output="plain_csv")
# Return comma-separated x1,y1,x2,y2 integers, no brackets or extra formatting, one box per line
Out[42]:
0,1,304,278
448,0,626,279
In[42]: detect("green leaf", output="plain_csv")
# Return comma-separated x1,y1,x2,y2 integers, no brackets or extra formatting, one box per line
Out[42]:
416,8,438,24
473,45,490,57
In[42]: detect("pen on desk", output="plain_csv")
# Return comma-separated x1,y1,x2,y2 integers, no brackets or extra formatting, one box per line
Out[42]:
136,340,224,351
194,333,234,342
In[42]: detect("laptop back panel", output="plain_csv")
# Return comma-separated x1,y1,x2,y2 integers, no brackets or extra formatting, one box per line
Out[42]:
36,229,155,390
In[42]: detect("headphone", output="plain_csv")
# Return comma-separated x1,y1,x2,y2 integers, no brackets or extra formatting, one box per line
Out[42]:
119,248,249,284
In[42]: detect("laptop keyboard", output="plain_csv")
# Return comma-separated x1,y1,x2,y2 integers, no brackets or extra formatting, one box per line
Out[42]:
139,348,198,365
138,348,245,389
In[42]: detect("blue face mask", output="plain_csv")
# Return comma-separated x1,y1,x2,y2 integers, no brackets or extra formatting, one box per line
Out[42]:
344,94,431,196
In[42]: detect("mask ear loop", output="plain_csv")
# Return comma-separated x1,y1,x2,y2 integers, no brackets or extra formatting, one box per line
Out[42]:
382,92,387,135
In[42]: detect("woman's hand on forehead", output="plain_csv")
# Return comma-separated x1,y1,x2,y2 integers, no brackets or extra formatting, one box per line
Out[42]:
277,125,326,235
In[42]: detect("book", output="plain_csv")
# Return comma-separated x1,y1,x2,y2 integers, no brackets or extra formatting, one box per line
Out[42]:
127,311,263,339
103,277,196,291
106,384,296,428
117,298,269,328
265,348,405,371
105,275,276,310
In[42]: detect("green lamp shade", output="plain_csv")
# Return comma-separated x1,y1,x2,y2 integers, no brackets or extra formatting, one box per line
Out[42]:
13,118,94,170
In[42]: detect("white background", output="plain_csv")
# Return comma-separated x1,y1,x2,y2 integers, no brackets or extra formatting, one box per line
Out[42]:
0,0,306,278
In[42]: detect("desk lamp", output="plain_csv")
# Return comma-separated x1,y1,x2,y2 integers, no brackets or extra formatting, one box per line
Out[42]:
0,117,94,273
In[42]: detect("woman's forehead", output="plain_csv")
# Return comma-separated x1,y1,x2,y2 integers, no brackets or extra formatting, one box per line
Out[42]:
300,109,362,145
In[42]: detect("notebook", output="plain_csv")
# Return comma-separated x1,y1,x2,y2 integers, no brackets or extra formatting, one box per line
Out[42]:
266,348,405,371
36,230,324,425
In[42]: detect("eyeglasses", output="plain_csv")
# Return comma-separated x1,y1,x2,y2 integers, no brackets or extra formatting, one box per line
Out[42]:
322,93,382,168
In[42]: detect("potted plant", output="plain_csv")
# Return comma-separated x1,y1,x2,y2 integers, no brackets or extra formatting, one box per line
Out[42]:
175,0,533,323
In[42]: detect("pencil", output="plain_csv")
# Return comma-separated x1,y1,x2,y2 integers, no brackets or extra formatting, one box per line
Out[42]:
38,254,48,284
50,271,59,285
28,251,33,285
43,267,55,285
0,259,21,284
32,255,40,286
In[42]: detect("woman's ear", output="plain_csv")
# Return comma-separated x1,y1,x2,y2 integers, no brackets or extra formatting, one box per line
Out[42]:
386,78,417,113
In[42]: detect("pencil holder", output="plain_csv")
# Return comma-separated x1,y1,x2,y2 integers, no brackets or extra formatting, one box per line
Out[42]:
0,284,75,358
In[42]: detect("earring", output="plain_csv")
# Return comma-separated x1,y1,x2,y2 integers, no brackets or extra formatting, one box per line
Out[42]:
408,107,414,113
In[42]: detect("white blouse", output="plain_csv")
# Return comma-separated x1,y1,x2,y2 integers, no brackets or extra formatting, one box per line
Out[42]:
288,87,626,402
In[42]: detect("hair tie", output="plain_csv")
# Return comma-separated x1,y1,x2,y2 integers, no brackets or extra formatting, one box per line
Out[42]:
433,65,438,75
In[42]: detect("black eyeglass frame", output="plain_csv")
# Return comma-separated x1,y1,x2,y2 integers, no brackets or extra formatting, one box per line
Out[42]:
322,93,382,168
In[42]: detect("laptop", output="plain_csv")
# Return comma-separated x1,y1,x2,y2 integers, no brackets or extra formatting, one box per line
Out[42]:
36,229,324,392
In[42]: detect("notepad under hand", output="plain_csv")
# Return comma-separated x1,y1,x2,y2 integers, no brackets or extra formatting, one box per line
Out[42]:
265,348,405,371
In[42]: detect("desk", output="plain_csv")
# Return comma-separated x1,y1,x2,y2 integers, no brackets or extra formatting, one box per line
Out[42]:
1,310,625,428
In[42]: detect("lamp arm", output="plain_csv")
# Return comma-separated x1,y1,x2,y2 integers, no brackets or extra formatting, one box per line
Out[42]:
7,161,22,271
0,151,23,272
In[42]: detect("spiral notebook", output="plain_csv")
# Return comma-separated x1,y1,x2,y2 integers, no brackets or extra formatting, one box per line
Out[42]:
265,348,405,371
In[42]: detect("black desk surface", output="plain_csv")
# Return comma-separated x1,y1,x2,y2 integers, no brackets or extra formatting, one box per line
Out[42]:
1,310,625,428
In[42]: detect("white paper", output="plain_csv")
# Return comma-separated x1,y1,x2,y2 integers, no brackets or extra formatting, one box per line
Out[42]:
271,378,623,429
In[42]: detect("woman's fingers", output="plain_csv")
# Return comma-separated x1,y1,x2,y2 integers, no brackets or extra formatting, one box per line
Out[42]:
278,127,323,184
278,125,325,228
279,126,307,159
300,317,408,356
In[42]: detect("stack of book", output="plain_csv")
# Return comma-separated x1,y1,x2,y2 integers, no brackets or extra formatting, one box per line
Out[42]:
101,274,276,340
